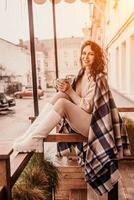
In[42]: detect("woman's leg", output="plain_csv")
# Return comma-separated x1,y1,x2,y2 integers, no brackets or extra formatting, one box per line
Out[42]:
29,92,70,137
53,98,90,137
13,107,61,152
23,92,70,139
49,91,71,105
25,92,70,137
13,92,71,152
15,102,53,142
14,92,69,142
13,92,90,153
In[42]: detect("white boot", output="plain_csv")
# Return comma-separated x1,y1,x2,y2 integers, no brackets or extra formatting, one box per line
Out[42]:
14,102,53,143
13,108,61,153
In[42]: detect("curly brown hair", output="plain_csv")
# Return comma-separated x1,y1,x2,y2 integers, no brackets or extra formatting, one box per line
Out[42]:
80,40,106,80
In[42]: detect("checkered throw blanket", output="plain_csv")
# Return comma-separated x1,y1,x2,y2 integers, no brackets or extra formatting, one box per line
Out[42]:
57,73,131,195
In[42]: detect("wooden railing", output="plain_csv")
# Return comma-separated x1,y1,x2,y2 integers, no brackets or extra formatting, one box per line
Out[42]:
0,107,134,200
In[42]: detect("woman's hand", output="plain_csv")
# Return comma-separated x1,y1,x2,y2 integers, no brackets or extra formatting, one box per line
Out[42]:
56,79,71,93
56,79,74,95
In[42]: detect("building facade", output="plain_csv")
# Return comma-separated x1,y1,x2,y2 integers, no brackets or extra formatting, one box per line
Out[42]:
89,0,134,101
0,38,31,92
20,37,83,88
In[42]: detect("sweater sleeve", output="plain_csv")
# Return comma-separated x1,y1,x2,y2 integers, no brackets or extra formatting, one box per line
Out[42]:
79,78,96,113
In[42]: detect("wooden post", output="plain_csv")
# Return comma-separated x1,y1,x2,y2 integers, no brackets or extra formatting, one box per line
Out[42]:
108,160,118,200
27,0,39,117
108,182,118,200
52,0,59,79
0,186,7,199
0,146,13,200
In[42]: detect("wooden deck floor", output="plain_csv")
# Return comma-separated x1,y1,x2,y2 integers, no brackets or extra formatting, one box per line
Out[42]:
54,157,134,200
55,157,87,200
119,160,134,200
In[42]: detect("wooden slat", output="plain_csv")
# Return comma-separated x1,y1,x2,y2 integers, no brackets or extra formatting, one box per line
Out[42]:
59,179,87,190
61,172,84,179
10,152,33,187
55,190,69,200
58,166,83,173
69,189,87,200
43,133,88,142
118,107,134,112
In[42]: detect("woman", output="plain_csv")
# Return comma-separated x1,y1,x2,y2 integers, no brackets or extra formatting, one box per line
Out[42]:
13,40,131,195
13,40,99,152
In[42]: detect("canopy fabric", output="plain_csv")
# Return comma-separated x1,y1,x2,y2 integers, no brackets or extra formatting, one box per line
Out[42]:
34,0,90,4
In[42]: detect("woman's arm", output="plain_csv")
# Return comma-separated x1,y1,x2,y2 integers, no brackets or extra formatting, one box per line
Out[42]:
65,86,81,105
66,82,95,112
57,79,96,113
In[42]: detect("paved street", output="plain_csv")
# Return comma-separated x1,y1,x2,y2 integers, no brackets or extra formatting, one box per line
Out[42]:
112,89,134,119
0,91,57,159
112,90,134,107
0,94,51,144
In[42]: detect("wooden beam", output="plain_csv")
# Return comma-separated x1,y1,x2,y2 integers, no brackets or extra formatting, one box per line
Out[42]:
0,145,12,200
34,133,88,142
0,186,7,200
118,107,134,112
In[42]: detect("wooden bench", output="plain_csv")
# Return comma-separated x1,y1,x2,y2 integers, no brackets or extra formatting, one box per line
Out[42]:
0,135,133,200
0,134,87,200
0,107,134,200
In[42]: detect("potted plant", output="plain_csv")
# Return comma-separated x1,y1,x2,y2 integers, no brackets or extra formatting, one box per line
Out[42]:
12,153,60,200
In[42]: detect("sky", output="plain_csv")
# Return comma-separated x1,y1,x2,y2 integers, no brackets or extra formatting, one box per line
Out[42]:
0,0,90,44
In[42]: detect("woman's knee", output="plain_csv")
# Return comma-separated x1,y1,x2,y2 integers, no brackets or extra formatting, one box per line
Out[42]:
50,92,69,104
56,92,69,99
53,98,69,116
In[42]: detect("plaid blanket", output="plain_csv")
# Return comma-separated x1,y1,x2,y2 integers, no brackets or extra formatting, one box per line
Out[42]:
57,73,131,195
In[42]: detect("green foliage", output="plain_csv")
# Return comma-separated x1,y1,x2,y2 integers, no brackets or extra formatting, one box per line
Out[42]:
12,153,60,200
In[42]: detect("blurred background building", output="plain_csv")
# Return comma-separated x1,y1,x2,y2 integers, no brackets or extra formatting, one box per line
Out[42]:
84,0,134,101
0,0,134,102
0,38,31,93
18,36,82,89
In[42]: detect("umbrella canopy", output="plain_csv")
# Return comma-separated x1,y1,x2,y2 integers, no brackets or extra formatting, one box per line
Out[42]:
34,0,91,4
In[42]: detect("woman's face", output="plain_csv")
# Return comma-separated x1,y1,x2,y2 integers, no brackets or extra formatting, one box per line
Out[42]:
81,45,95,70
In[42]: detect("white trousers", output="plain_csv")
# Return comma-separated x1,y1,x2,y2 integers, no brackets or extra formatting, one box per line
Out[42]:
50,92,91,137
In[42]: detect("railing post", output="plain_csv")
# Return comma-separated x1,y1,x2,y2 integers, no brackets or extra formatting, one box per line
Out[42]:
0,186,7,199
0,146,13,200
108,182,118,200
108,160,118,200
